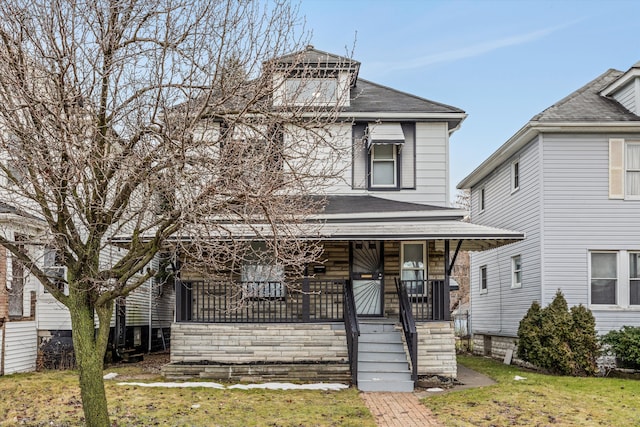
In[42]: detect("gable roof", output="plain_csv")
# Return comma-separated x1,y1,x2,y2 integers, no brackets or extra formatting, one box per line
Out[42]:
532,69,640,123
458,65,640,189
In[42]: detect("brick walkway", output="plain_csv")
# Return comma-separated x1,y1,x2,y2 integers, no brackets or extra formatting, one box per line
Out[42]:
361,392,444,427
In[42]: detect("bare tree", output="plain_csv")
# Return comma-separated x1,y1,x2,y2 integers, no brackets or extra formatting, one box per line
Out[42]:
0,0,348,424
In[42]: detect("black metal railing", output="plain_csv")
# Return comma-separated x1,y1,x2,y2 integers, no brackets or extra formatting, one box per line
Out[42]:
175,279,346,323
343,280,359,386
399,279,448,321
395,278,418,381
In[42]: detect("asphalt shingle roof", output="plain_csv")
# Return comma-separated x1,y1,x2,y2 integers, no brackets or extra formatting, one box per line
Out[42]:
320,195,452,215
531,69,640,123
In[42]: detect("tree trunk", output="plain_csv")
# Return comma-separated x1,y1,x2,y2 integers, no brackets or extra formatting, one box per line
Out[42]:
69,295,113,426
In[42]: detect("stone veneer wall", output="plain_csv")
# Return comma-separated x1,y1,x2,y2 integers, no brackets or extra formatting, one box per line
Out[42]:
416,321,456,378
170,322,348,364
472,333,524,364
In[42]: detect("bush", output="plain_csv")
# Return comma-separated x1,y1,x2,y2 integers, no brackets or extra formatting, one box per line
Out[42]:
601,326,640,369
517,291,599,376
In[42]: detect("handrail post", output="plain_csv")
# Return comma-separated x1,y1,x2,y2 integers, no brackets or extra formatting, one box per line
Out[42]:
302,276,310,322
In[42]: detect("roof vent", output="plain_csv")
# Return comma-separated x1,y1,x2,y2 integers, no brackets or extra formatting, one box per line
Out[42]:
306,44,314,50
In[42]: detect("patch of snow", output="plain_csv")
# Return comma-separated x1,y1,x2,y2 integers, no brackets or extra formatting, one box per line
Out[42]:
514,375,527,381
103,372,119,380
117,381,348,391
191,404,201,409
426,387,444,392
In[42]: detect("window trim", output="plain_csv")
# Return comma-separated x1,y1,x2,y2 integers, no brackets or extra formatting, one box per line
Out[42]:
511,159,520,193
629,251,640,306
511,255,522,289
369,143,399,189
479,265,488,294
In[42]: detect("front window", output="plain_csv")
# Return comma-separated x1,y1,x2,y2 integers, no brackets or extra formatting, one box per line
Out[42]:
590,252,617,305
480,266,487,294
370,144,397,188
626,142,640,198
630,253,640,305
511,255,522,288
401,242,426,295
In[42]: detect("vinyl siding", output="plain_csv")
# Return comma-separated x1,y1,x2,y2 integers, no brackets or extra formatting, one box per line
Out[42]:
469,137,542,337
542,133,640,334
612,80,637,115
3,321,37,374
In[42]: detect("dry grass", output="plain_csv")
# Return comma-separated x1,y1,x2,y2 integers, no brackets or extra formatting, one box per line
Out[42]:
0,354,375,426
423,355,640,426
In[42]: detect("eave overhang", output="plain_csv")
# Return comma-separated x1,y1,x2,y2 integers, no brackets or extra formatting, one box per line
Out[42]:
457,121,640,190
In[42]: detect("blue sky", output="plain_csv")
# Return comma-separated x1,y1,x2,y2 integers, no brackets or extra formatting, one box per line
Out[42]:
297,0,640,202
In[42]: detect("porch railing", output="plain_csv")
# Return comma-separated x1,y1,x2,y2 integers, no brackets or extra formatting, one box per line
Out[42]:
398,279,448,321
343,280,359,386
175,279,346,323
395,278,417,382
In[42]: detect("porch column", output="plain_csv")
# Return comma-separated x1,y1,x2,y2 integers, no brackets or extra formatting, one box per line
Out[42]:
443,240,451,321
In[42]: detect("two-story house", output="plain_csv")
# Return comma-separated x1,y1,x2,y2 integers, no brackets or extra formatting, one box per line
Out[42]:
457,61,640,360
162,47,523,392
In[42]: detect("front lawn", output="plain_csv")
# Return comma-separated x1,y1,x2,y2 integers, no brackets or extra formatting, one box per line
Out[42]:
423,354,640,426
0,362,374,426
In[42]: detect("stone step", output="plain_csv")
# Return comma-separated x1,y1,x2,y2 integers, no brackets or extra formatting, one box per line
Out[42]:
359,332,403,343
359,341,405,353
358,322,398,333
359,360,409,372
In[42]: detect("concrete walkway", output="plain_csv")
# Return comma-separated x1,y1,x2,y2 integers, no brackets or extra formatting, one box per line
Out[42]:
361,364,495,426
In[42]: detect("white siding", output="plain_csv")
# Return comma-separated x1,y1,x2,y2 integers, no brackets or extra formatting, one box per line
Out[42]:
469,137,542,337
36,292,72,331
542,133,640,333
3,321,37,374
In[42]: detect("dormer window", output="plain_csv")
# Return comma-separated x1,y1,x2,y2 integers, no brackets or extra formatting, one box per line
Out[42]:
284,77,338,106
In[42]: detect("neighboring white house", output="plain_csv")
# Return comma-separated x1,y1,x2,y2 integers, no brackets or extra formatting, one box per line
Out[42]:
0,197,173,374
457,61,640,359
161,46,523,392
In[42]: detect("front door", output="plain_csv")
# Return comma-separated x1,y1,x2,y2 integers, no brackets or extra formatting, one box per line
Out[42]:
351,241,384,316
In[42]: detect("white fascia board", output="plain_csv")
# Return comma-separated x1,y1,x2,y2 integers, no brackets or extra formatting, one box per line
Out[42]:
337,112,468,121
457,121,640,190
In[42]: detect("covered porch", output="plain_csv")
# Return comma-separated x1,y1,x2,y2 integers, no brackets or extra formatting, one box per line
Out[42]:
164,196,524,389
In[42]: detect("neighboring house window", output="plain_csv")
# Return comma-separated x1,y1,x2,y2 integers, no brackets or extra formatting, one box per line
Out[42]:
631,253,640,305
511,159,520,192
479,187,486,212
626,142,640,198
401,242,426,295
479,265,487,294
609,139,640,199
370,144,397,188
590,252,617,305
511,255,522,288
43,247,67,294
8,235,26,318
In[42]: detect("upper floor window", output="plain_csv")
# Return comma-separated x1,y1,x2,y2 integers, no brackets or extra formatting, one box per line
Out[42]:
609,138,640,199
370,144,397,187
284,78,338,106
511,255,522,288
626,142,640,197
479,187,486,212
511,159,520,192
479,265,487,294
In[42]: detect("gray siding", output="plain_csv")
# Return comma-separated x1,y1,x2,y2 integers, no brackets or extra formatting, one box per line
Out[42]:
542,133,640,333
469,137,542,337
612,80,637,115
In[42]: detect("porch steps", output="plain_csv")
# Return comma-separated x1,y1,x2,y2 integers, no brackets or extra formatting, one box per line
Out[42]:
357,321,414,392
